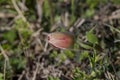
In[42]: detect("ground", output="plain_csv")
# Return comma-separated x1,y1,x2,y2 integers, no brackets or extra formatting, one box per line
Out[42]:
0,0,120,80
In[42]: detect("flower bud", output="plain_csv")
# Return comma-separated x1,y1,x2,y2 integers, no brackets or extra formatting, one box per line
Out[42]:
47,32,74,49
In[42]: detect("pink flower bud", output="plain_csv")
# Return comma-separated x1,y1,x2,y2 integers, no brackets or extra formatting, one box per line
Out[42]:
47,32,74,49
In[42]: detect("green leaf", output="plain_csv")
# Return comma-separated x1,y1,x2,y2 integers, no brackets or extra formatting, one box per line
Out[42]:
3,30,16,43
59,53,67,62
2,44,11,50
86,32,98,44
43,0,50,17
64,49,74,59
112,0,120,5
50,50,58,58
47,76,60,80
85,9,94,18
73,67,87,80
10,56,26,70
79,42,92,49
0,73,3,80
91,71,96,77
79,51,89,61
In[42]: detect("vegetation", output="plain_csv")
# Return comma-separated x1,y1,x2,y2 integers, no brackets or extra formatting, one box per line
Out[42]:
0,0,120,80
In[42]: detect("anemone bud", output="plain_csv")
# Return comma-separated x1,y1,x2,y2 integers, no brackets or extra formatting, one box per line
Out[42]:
47,32,74,49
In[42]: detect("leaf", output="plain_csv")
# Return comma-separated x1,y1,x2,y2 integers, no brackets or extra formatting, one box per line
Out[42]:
47,76,60,80
64,49,74,59
0,73,3,80
79,42,92,49
79,51,89,61
86,32,98,44
43,0,50,17
112,0,120,5
85,9,94,18
10,56,26,70
59,53,67,62
50,50,58,58
3,30,16,43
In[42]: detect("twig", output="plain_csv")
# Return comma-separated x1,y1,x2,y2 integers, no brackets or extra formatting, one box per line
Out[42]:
0,12,16,18
64,11,69,27
69,18,85,32
0,45,11,80
32,63,40,80
18,70,25,80
44,41,49,52
11,0,26,22
11,0,33,31
36,0,44,23
18,1,28,12
0,15,20,32
7,15,20,26
108,48,120,80
114,40,120,43
3,60,7,80
48,0,54,25
103,23,120,34
36,38,44,50
0,45,9,61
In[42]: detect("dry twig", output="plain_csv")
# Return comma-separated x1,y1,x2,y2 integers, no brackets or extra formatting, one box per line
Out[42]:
0,45,11,80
